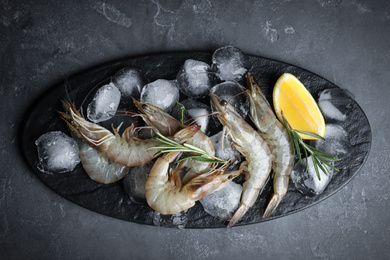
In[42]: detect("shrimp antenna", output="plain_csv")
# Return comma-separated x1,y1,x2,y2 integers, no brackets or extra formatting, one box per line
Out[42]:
115,110,143,118
220,125,232,151
183,111,219,126
63,75,72,102
228,154,244,167
224,89,249,109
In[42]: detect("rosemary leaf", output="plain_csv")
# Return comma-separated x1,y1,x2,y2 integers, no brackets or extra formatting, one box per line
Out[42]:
149,130,228,164
281,113,340,180
295,129,326,140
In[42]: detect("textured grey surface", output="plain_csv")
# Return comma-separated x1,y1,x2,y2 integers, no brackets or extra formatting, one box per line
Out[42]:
1,0,389,259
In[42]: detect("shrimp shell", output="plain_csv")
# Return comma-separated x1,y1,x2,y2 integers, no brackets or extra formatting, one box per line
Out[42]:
145,151,241,215
133,99,182,136
78,141,129,184
59,101,160,167
246,73,294,218
133,99,216,185
210,92,272,226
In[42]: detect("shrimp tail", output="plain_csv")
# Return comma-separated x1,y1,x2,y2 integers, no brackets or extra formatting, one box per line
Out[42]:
188,168,242,201
262,194,282,218
228,204,250,227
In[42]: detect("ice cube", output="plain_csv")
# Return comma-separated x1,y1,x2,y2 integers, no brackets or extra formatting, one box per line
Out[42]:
318,88,355,121
209,131,240,162
200,181,242,221
176,59,212,98
123,161,154,203
211,46,247,81
311,124,350,160
171,99,211,133
210,81,250,119
111,67,149,100
35,131,80,174
140,79,180,112
290,156,333,196
87,83,121,123
152,210,188,229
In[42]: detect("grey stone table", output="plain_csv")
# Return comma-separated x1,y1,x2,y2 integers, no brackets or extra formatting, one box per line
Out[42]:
1,0,389,259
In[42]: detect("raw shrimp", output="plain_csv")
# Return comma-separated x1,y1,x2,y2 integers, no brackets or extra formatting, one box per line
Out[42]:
180,131,216,184
246,74,294,218
133,99,182,136
59,101,197,167
210,92,272,226
134,99,216,184
78,141,129,184
145,151,241,215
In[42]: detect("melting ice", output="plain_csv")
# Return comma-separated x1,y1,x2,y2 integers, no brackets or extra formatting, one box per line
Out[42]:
200,181,242,221
176,59,212,98
111,67,149,100
211,46,247,81
35,131,80,174
210,81,250,119
311,124,351,160
87,83,121,123
290,156,334,196
318,88,355,121
123,161,154,203
291,123,350,196
209,131,240,163
140,79,180,112
171,98,211,133
152,211,188,229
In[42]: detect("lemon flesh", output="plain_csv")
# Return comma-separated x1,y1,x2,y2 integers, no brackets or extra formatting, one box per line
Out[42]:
273,73,325,139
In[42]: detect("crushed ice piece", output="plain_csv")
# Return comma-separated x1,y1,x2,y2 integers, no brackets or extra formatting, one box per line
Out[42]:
200,181,242,221
290,156,334,196
210,81,250,119
311,124,351,160
87,83,121,123
111,67,149,100
176,59,212,98
211,46,247,81
152,210,188,229
209,131,240,162
35,131,80,174
140,79,180,112
171,99,211,133
318,100,346,121
123,161,153,203
318,88,355,121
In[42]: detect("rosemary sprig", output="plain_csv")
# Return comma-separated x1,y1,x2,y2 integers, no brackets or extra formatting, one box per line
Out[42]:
149,131,228,164
281,113,340,181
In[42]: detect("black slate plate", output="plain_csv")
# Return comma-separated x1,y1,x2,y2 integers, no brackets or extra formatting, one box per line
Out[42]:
21,52,371,228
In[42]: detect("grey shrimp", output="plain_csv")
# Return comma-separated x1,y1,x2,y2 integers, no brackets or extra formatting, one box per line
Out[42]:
145,151,241,215
78,141,129,184
210,92,272,226
246,73,294,218
133,99,216,184
59,101,161,167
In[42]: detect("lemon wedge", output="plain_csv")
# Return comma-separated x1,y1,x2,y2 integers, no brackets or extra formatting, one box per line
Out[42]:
273,73,325,139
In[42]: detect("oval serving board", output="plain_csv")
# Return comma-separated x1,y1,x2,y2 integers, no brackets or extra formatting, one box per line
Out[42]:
21,52,371,228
